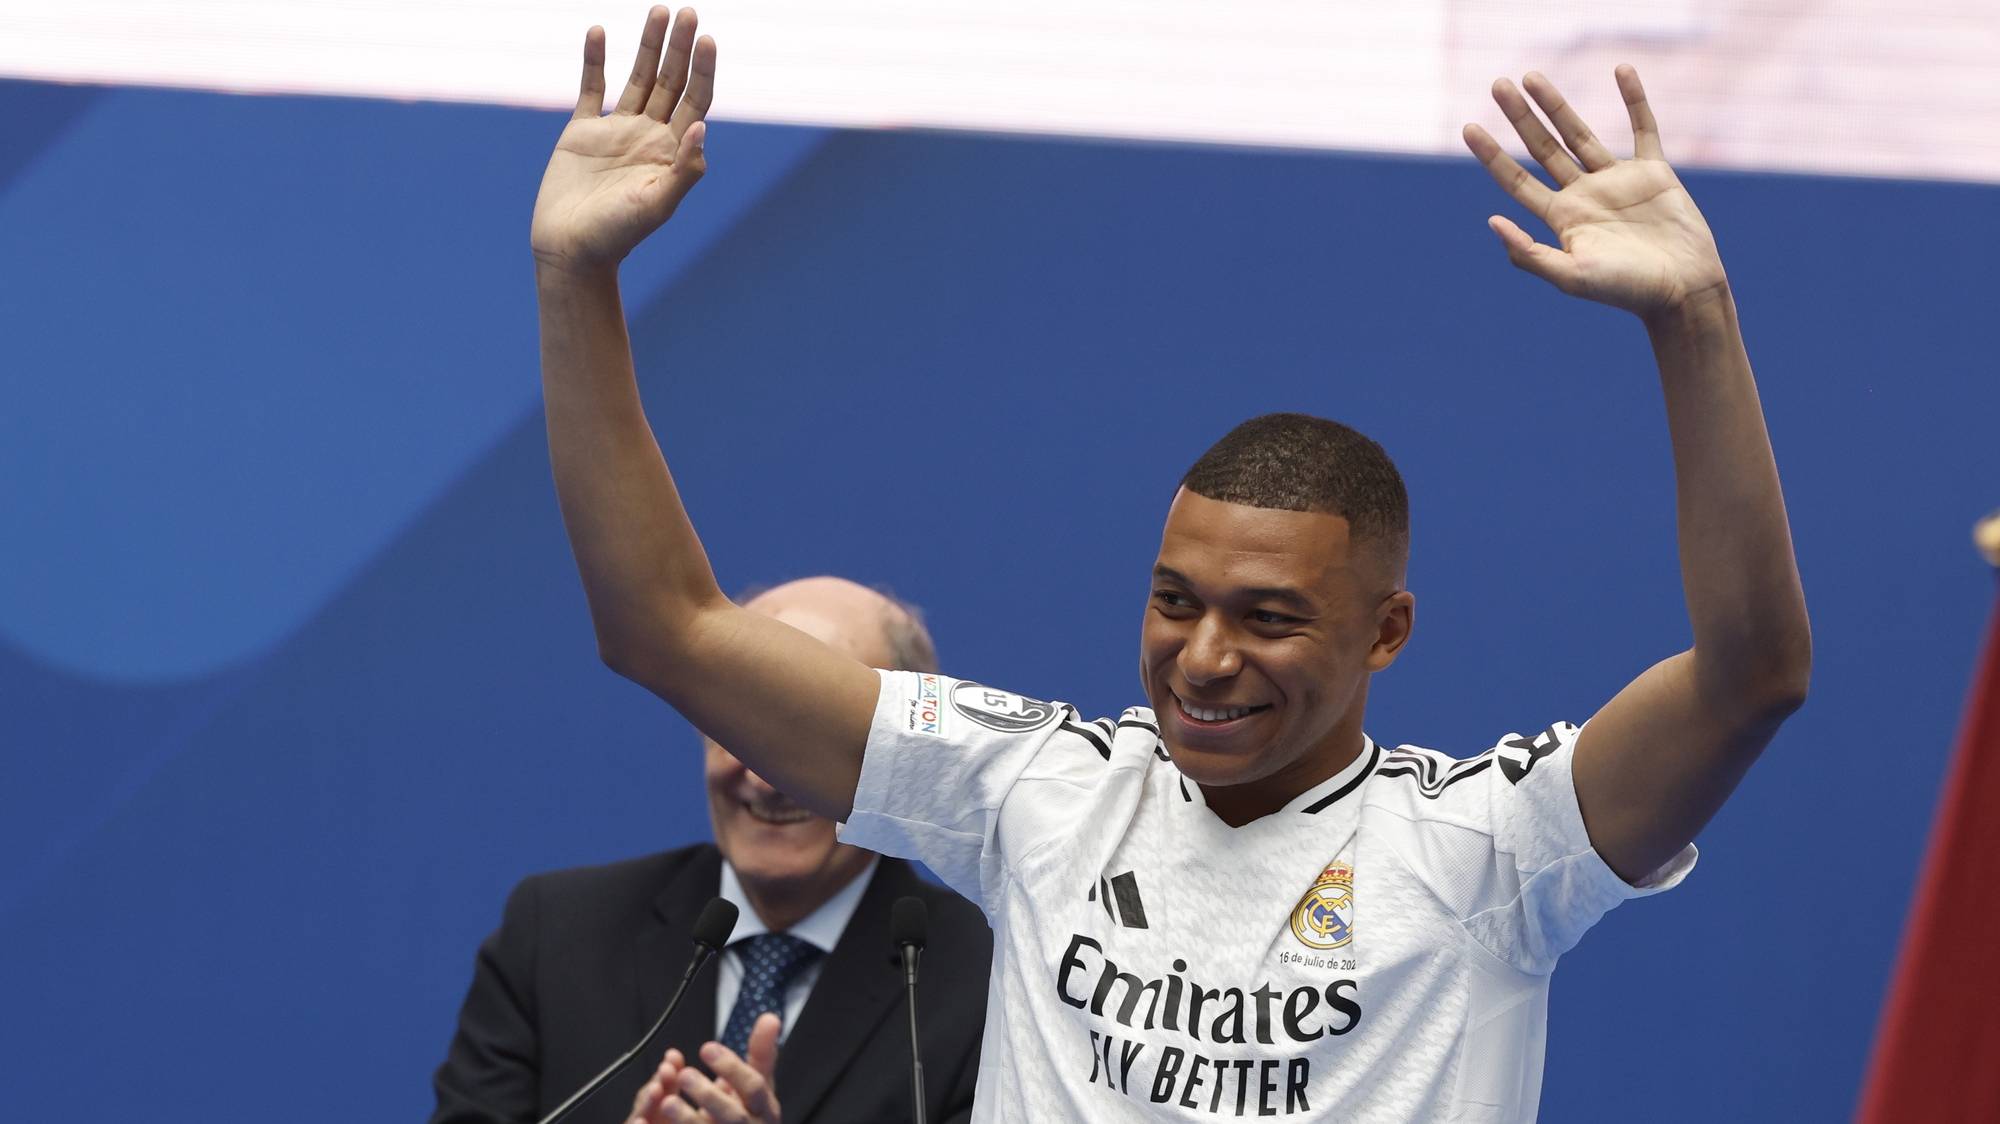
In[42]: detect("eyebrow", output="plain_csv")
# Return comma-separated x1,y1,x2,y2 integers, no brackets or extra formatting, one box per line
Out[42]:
1152,566,1319,614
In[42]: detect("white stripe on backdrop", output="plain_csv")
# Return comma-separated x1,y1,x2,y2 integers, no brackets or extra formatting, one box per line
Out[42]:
3,0,1996,182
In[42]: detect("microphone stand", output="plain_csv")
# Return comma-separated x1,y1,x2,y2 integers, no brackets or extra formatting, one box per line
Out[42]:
893,896,929,1124
538,899,738,1124
903,947,927,1124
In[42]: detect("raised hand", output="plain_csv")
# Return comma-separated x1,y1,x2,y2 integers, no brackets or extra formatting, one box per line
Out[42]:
624,1015,783,1124
531,6,716,273
1462,67,1727,319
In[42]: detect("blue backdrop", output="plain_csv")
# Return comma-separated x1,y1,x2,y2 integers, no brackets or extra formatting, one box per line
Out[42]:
3,77,1996,1121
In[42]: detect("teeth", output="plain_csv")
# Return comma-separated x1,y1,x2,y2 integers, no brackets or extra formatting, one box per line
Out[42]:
745,803,813,825
1181,699,1254,723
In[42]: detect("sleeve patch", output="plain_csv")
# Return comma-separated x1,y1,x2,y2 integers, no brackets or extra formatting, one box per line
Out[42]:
948,681,1059,732
901,672,946,737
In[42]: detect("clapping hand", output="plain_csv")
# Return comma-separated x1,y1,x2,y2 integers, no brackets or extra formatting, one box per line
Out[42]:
625,1014,783,1124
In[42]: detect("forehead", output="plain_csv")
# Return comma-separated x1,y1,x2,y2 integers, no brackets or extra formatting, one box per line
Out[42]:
1154,489,1358,594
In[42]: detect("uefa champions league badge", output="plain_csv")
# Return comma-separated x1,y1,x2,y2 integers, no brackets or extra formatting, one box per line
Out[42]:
948,682,1058,732
1289,861,1355,950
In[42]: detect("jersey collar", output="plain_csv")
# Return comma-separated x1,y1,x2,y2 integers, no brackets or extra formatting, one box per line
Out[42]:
1285,736,1381,815
1175,736,1382,819
718,856,879,954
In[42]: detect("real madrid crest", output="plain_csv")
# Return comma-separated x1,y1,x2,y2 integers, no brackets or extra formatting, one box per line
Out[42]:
1289,861,1355,950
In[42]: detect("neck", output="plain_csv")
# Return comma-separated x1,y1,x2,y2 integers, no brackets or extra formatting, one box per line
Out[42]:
736,861,869,933
1201,722,1369,829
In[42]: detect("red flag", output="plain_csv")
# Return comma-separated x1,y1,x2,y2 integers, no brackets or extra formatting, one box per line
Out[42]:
1856,585,2000,1123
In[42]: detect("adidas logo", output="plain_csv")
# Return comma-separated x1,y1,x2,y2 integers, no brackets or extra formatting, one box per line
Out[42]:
1088,871,1149,929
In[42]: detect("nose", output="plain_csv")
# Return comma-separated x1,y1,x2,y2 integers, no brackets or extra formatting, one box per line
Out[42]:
1178,613,1241,686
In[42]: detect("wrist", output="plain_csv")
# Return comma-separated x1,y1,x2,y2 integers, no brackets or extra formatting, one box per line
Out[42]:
533,249,621,289
1643,280,1735,336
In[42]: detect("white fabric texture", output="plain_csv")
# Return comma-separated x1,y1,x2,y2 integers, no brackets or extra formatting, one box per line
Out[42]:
713,857,877,1043
840,671,1694,1122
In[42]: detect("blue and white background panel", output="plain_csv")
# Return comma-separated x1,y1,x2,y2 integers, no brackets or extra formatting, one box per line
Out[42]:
2,2,1995,1121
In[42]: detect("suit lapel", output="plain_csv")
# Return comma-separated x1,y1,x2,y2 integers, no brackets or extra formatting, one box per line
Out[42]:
635,846,724,1063
774,861,916,1123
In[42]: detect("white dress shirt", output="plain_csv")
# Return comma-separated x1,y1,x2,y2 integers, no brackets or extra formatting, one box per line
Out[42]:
713,858,878,1044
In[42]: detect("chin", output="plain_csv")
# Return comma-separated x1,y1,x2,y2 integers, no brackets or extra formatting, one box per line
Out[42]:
1169,718,1312,785
1160,739,1259,787
728,849,828,885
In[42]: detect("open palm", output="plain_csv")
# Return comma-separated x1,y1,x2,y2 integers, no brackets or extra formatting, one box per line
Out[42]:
531,6,715,272
1464,67,1727,317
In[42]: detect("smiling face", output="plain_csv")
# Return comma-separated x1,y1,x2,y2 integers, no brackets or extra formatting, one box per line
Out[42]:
1142,488,1415,825
704,579,901,918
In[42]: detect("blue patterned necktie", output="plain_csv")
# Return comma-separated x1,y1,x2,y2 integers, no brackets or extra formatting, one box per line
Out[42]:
720,933,823,1057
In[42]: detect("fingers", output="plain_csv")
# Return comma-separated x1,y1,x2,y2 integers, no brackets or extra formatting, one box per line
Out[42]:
574,26,608,120
657,1094,705,1124
1616,63,1664,161
626,1076,666,1123
675,120,708,185
1462,123,1552,221
644,9,700,122
1485,214,1581,293
627,1050,684,1124
668,35,717,138
1521,71,1617,171
1491,78,1580,186
675,1065,751,1124
745,1014,781,1082
626,1078,666,1124
616,6,674,116
704,1033,780,1121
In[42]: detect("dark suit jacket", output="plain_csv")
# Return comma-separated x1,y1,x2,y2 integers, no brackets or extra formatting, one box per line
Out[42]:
431,845,990,1124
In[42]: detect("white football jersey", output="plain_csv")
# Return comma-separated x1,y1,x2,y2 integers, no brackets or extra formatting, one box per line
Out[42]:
839,672,1695,1122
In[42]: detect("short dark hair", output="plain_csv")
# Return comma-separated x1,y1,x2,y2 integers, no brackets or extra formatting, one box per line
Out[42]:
1180,413,1409,565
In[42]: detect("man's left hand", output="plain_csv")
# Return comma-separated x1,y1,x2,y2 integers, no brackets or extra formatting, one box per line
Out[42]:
1462,66,1729,320
625,1013,783,1124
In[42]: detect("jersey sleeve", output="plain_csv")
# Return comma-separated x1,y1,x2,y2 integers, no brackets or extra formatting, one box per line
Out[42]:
1376,722,1696,976
837,670,1083,912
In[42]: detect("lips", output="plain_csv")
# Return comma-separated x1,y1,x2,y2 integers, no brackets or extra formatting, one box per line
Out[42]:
1171,691,1271,727
742,800,814,826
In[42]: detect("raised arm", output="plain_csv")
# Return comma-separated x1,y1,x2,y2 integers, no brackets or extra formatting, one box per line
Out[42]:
1463,67,1812,882
531,7,878,819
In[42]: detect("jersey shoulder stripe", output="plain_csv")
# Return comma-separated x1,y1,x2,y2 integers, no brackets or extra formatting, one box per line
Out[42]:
1373,745,1496,799
1058,706,1113,760
1111,711,1172,764
1050,706,1164,769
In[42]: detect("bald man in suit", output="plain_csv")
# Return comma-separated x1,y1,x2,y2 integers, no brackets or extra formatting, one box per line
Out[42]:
432,577,991,1124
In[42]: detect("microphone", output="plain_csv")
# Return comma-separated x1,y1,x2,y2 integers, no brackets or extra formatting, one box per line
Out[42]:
537,898,739,1124
892,896,929,1124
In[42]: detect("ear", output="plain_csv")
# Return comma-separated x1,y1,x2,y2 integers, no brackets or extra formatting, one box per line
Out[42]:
1364,590,1416,672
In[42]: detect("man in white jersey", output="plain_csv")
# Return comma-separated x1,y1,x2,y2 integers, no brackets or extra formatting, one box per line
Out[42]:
527,8,1810,1121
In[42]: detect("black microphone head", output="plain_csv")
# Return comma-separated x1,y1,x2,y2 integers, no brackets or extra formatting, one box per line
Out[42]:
891,896,928,950
693,898,739,951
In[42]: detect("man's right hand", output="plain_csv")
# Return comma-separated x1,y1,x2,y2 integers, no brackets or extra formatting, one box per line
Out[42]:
531,6,715,274
532,7,876,824
625,1016,783,1124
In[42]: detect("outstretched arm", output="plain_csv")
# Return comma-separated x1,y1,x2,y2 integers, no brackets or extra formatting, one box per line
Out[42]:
533,7,878,819
1463,67,1811,883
